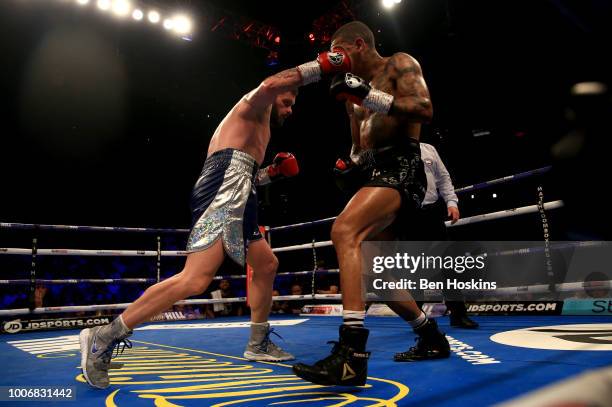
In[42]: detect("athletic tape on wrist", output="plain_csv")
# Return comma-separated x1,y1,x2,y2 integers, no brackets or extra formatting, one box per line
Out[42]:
297,61,321,86
363,88,394,114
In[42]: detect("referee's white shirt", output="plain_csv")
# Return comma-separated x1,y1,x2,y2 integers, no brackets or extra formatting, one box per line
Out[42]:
420,142,458,208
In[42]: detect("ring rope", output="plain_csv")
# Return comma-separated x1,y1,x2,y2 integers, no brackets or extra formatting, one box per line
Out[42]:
1,280,609,317
0,166,551,234
0,201,565,257
0,223,189,233
454,166,552,194
268,166,552,232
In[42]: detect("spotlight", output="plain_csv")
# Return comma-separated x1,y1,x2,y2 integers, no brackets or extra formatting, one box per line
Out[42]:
492,193,497,198
382,0,402,9
112,0,130,17
308,33,315,42
97,0,111,11
382,0,395,9
77,0,90,6
471,194,475,199
148,10,160,24
274,36,281,44
173,15,192,35
571,81,607,96
132,9,143,21
163,19,174,30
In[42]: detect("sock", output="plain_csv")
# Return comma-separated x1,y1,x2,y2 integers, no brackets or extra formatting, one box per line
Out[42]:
98,315,132,341
249,321,270,345
409,312,428,330
342,309,365,328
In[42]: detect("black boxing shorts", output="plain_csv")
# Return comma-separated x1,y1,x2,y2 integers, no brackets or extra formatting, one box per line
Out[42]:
334,138,426,239
186,148,262,266
363,138,426,212
335,138,426,212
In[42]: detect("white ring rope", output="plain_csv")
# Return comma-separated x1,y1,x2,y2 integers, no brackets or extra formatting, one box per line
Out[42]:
0,168,577,318
0,269,341,285
445,200,563,227
1,279,608,316
0,223,189,234
0,294,339,316
0,166,551,234
271,200,564,253
0,249,187,257
0,201,565,257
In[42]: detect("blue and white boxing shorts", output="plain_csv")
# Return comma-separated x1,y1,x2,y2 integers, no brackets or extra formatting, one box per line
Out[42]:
186,148,263,266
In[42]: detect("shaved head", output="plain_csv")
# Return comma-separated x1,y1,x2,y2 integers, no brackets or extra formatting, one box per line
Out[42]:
331,21,375,49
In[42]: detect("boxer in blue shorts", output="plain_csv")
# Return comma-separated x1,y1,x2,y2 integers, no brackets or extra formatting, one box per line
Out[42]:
78,49,353,389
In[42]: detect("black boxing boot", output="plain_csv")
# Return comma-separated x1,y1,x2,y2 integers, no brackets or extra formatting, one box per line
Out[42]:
394,318,450,362
447,301,479,329
293,325,370,386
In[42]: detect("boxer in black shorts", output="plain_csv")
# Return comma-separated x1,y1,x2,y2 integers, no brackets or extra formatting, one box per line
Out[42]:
294,21,449,387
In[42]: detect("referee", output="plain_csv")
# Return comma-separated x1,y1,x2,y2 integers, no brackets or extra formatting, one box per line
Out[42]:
419,142,478,329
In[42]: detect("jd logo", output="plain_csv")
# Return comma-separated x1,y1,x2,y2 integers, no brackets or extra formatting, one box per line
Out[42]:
491,324,612,351
3,320,22,334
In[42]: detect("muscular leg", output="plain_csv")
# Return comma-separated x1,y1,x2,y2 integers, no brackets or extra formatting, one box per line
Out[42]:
369,225,423,322
293,187,408,384
332,187,402,312
387,300,424,321
367,220,449,363
121,239,225,329
246,238,278,323
244,238,294,361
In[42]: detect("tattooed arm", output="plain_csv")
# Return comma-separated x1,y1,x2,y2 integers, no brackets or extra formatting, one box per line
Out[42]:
386,53,433,123
245,68,302,109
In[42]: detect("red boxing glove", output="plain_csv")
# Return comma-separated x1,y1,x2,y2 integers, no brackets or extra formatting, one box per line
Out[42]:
335,158,349,171
317,48,352,76
267,152,299,180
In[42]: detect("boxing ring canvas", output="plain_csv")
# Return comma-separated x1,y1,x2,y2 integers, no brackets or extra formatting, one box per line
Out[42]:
2,314,611,406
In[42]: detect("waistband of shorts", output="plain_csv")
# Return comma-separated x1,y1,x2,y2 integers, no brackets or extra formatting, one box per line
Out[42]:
205,148,259,176
374,138,420,154
359,138,420,165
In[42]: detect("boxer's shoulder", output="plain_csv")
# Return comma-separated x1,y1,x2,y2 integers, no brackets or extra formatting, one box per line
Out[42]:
384,53,422,77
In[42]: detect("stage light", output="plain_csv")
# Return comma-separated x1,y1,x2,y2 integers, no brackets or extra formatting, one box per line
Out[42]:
382,0,395,9
97,0,111,11
382,0,402,9
112,0,130,17
572,81,607,96
163,19,174,30
274,36,281,44
132,9,143,21
77,0,90,6
148,10,160,24
492,193,497,198
173,15,192,35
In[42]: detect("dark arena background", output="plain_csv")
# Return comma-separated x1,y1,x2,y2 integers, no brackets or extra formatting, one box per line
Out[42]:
1,1,611,406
